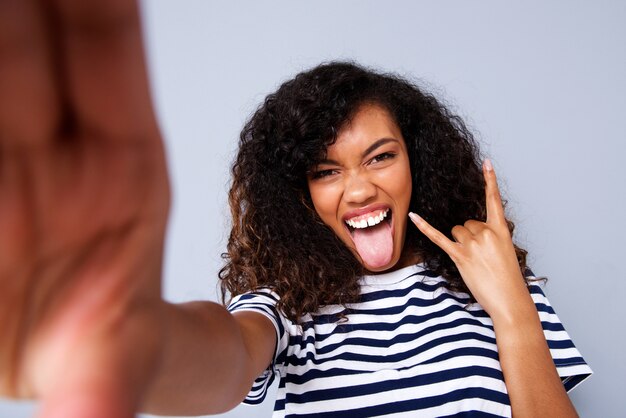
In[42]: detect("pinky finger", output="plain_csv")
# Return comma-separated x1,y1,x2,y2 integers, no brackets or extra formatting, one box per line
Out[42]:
409,213,460,259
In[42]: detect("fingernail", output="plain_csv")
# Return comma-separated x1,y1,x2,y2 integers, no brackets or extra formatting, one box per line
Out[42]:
409,212,421,224
484,159,493,171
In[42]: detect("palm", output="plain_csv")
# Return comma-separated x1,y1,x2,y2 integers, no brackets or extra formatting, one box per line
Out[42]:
0,0,169,416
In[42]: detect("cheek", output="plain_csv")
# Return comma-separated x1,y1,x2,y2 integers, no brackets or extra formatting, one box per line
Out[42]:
399,159,413,203
402,174,412,205
308,184,340,225
385,165,412,206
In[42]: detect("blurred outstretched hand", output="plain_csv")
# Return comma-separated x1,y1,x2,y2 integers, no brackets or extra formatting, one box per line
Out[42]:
0,0,170,416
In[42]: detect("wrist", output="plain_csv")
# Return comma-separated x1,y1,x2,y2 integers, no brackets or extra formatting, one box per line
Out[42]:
481,275,535,326
489,296,545,343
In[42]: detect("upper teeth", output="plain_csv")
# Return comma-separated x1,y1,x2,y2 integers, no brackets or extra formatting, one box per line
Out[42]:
345,209,389,229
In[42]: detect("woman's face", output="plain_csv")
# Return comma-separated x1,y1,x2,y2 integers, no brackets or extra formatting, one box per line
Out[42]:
307,103,414,273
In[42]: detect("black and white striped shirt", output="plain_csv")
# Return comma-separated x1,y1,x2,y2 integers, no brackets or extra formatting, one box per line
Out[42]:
228,263,591,417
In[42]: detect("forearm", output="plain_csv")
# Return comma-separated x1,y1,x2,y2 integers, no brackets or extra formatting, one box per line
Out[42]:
492,295,577,418
140,301,255,415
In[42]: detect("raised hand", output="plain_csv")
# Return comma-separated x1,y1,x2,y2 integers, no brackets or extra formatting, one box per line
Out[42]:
409,159,529,319
410,160,579,415
0,0,170,417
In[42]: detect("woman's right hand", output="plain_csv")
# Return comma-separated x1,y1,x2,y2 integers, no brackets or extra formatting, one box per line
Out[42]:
0,0,170,416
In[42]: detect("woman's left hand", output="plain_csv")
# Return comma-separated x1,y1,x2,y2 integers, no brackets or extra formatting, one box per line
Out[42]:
409,160,530,321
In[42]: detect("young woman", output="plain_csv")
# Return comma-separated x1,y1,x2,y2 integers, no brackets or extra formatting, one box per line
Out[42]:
0,2,589,417
218,62,591,417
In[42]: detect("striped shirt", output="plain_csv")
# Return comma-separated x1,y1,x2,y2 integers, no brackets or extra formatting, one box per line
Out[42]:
227,263,592,417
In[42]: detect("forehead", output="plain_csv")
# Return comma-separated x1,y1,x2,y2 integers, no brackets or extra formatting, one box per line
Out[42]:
326,104,404,155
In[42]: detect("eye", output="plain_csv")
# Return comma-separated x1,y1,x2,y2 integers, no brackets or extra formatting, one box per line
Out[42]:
310,169,338,180
370,152,396,164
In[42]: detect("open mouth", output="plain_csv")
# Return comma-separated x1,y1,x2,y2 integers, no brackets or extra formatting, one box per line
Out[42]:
343,207,395,268
344,208,393,235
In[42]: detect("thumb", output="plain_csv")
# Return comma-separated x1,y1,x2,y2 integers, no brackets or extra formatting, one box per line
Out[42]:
38,376,136,418
29,303,163,418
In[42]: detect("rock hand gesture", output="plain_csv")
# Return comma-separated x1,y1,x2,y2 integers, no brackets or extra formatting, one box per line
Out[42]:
410,160,578,416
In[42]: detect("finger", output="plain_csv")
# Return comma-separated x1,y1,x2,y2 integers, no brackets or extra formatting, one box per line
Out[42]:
0,0,60,146
483,159,507,227
34,337,142,418
29,290,162,418
451,225,472,244
409,212,460,259
54,0,158,141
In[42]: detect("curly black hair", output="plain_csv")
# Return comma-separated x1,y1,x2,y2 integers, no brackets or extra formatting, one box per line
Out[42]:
219,61,528,322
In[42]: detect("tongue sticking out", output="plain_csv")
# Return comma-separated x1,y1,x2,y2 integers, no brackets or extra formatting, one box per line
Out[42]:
351,221,393,268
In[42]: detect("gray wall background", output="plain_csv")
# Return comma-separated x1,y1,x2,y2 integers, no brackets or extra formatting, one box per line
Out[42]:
2,1,624,417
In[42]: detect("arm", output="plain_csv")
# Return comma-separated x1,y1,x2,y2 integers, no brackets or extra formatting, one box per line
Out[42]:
491,294,577,417
141,302,276,416
410,160,577,417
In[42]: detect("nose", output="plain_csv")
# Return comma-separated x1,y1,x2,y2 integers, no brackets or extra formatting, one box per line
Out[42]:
343,172,377,204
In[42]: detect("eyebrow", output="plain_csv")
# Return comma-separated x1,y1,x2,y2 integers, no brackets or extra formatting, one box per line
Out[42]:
362,138,398,158
316,138,399,166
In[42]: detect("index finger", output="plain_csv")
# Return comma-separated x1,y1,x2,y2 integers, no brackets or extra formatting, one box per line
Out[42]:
483,159,507,227
0,0,61,146
56,0,158,140
409,212,461,260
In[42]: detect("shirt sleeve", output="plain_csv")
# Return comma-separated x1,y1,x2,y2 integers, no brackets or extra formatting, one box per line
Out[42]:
227,289,290,405
527,281,593,392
